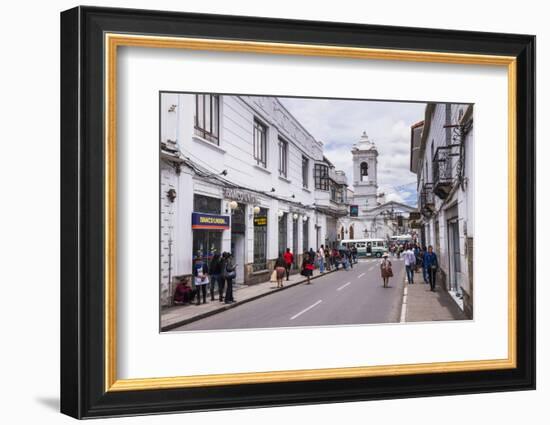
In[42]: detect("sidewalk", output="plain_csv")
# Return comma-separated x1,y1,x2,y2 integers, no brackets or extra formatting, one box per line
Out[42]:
161,267,338,331
403,273,467,322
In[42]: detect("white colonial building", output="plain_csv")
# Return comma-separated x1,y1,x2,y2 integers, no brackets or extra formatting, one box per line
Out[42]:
410,103,474,318
338,132,416,242
160,93,348,306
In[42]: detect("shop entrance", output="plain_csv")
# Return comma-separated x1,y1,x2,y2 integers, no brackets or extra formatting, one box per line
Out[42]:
231,203,246,284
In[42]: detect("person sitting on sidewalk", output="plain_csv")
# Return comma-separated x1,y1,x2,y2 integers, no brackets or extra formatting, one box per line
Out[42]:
173,277,196,305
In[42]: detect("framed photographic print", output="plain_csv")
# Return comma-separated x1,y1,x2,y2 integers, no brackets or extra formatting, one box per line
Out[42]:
60,6,535,419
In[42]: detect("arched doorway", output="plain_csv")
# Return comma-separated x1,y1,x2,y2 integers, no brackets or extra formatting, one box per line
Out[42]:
349,225,354,239
340,226,345,241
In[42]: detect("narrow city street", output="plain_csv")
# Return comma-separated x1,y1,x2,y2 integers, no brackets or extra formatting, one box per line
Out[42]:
174,258,405,331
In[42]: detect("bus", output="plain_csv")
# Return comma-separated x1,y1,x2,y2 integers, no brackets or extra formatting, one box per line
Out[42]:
390,234,413,246
340,238,388,258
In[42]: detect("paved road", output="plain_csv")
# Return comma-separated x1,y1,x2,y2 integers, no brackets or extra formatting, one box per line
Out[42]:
175,258,405,331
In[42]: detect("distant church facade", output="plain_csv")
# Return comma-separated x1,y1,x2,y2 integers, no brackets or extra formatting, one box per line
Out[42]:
337,132,415,242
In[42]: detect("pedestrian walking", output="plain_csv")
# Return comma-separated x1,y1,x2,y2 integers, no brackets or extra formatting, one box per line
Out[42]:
208,252,223,301
380,253,393,288
223,252,237,303
283,248,294,281
332,247,341,270
274,253,287,288
347,249,354,269
423,245,439,291
325,247,332,271
308,247,316,268
421,245,429,283
403,244,416,284
301,252,314,284
193,254,209,305
318,245,326,273
413,244,421,273
351,246,358,263
341,248,350,271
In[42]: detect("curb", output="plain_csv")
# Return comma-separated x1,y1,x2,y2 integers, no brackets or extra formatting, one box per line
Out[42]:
161,267,341,331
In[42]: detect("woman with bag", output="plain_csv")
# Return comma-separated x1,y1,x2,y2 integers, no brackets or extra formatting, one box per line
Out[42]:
223,252,237,303
273,253,287,288
380,253,393,288
193,254,209,305
301,252,314,284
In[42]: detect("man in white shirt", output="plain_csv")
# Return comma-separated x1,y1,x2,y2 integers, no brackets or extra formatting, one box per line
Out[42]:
318,245,325,273
403,244,416,284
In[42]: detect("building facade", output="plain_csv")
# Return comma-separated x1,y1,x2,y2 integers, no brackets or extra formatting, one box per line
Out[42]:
339,132,416,243
160,94,348,306
410,103,474,318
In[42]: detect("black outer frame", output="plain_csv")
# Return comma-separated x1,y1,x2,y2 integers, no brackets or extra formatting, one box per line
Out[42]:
60,6,536,419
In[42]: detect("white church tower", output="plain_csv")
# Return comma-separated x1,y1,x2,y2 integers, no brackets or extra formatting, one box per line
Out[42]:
351,131,378,211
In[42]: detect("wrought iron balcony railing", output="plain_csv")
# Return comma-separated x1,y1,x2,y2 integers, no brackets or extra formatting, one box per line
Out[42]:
432,144,460,199
420,183,435,216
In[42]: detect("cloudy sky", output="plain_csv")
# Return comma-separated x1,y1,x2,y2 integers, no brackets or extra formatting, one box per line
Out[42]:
279,97,426,206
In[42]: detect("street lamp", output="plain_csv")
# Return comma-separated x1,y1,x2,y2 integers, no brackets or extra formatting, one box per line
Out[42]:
293,213,298,220
253,206,260,215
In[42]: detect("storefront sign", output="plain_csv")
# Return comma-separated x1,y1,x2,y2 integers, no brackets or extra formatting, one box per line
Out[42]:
409,211,421,220
223,188,259,205
253,216,267,227
350,205,359,217
192,212,230,230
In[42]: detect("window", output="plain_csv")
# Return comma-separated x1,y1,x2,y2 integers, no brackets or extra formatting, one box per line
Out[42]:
302,156,309,188
314,164,329,190
278,212,287,255
253,208,268,271
194,94,219,144
253,119,267,168
360,162,368,181
193,194,221,214
278,137,288,178
330,182,336,201
302,219,309,253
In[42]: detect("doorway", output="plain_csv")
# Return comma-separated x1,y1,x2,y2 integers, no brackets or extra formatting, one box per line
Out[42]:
231,203,246,284
447,219,461,295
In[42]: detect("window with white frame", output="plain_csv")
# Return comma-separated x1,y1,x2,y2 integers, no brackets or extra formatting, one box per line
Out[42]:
194,94,219,144
302,156,309,188
278,137,288,178
253,119,267,168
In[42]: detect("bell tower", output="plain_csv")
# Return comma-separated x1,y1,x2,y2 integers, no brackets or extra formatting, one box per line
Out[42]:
351,131,378,210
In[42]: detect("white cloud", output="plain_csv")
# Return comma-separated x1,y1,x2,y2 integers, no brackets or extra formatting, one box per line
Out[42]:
280,97,425,201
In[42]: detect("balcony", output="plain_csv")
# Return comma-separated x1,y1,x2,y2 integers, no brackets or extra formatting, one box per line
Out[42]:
432,145,459,199
420,183,435,216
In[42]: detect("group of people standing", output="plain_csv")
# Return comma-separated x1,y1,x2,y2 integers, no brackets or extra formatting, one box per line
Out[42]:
273,244,359,288
173,251,237,306
379,243,439,290
401,243,439,291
